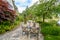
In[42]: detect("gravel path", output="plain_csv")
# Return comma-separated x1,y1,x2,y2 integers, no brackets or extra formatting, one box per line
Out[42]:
0,23,44,40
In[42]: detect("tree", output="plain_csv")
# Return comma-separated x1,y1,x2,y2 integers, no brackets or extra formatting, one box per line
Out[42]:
33,0,59,22
22,0,60,22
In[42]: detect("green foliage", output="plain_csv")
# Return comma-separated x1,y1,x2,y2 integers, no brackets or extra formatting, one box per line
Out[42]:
54,5,60,13
41,26,60,36
44,35,60,40
41,20,60,36
40,20,60,40
41,22,53,28
0,29,5,34
36,0,59,22
23,0,60,22
0,16,21,34
41,20,57,28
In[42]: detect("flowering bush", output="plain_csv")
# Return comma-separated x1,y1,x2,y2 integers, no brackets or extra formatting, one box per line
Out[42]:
0,0,16,22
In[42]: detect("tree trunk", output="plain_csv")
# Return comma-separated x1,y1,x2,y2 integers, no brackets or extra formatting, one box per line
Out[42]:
24,14,27,24
43,14,45,23
24,17,26,24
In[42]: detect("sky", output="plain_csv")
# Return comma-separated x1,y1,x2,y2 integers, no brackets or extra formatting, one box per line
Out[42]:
15,0,39,13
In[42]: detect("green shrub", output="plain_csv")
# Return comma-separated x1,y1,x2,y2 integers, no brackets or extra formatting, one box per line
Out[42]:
0,16,21,34
41,26,60,36
41,22,53,28
44,35,60,40
0,29,5,34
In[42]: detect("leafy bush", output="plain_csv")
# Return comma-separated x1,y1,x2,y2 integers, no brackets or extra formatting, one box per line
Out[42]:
0,29,5,34
44,35,60,40
40,21,60,40
0,16,21,34
0,0,16,22
41,22,53,28
41,26,60,36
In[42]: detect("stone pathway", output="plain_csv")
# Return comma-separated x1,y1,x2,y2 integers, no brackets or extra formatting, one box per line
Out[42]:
0,22,44,40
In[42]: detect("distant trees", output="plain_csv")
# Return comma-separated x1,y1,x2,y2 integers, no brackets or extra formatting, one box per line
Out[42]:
0,0,16,22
